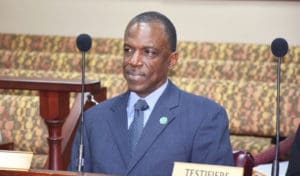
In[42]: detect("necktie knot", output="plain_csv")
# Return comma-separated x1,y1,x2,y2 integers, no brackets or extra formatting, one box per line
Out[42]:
134,99,149,111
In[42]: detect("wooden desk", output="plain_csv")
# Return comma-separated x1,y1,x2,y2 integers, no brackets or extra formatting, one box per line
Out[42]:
0,169,112,176
0,76,102,170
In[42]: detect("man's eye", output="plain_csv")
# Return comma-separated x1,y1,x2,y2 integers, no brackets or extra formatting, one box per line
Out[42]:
144,49,157,57
124,47,132,53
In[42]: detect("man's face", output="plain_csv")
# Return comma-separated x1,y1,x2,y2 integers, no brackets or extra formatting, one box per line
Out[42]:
123,22,177,97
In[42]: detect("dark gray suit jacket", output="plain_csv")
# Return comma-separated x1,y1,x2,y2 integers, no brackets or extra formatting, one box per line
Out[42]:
286,125,300,176
68,81,234,176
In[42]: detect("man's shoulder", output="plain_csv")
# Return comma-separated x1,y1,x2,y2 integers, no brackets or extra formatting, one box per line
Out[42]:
180,89,224,110
176,89,229,128
95,92,126,106
169,80,223,110
84,93,127,117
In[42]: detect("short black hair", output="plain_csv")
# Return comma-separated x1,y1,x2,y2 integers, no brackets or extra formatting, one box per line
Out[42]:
125,11,177,52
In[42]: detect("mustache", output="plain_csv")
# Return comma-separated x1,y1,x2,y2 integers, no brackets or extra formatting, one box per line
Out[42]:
124,66,145,76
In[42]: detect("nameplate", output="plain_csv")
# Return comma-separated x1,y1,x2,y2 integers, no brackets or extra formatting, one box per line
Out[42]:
0,150,33,171
172,162,243,176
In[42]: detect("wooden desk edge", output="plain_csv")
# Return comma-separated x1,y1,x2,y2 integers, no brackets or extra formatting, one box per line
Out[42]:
0,76,101,92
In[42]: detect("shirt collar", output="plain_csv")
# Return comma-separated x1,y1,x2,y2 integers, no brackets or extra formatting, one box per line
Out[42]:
128,79,169,111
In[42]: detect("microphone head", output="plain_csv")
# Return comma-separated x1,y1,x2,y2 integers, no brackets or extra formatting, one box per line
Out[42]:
76,34,92,52
271,38,288,57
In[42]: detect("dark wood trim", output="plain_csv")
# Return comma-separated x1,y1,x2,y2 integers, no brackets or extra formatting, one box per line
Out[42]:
0,142,14,150
0,76,103,170
0,76,101,93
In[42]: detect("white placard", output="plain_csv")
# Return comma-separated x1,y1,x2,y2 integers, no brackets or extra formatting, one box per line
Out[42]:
0,150,33,171
172,161,243,176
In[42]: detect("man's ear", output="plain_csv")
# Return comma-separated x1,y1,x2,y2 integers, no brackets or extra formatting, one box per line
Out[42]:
168,51,179,69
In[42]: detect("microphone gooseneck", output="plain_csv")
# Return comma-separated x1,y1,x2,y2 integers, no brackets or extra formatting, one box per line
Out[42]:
270,38,288,176
76,33,92,172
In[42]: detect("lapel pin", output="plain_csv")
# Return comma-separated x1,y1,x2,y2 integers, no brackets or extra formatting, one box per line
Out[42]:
159,116,168,125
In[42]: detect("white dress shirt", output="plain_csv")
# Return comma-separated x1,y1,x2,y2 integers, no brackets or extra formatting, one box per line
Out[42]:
127,80,168,129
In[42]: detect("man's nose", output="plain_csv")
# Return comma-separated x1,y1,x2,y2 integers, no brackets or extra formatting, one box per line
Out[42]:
129,51,143,66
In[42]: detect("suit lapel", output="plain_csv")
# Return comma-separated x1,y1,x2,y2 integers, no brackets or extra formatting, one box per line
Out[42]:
127,81,180,173
106,92,131,166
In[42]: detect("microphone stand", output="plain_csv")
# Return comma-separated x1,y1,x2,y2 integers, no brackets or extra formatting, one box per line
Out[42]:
77,51,86,172
271,56,282,176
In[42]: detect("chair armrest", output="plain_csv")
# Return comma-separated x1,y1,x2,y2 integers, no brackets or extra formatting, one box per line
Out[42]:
0,141,14,150
253,133,295,166
233,150,255,176
61,87,107,170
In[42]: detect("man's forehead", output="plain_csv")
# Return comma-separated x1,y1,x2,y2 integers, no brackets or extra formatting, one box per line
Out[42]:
126,21,165,34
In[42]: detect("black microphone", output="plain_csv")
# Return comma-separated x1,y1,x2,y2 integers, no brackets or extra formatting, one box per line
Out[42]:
271,38,289,58
76,33,92,172
76,34,92,52
270,38,288,176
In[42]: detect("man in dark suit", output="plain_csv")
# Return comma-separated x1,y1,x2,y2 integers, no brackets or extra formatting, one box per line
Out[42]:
286,124,300,176
68,11,234,176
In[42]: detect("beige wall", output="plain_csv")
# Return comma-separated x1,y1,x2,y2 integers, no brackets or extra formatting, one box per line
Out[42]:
0,0,299,45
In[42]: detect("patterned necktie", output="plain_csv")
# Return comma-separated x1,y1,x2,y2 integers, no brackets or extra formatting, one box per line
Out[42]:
129,99,149,156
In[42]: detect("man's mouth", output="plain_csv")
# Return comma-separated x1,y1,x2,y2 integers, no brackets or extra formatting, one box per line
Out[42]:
125,70,145,81
127,72,144,78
